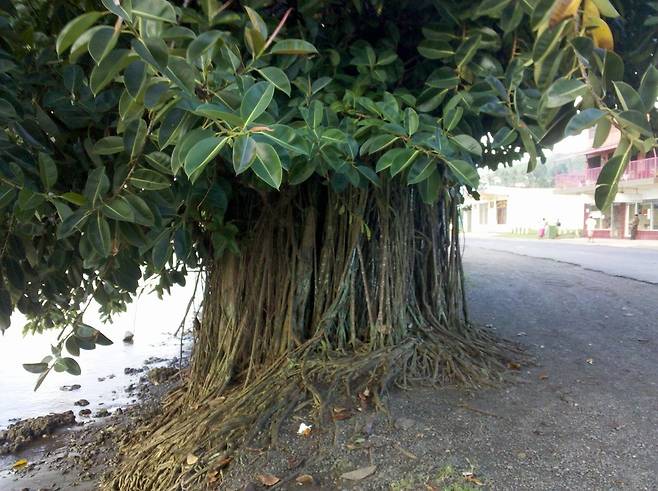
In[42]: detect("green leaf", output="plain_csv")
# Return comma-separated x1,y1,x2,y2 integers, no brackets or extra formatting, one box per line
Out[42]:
65,337,80,357
533,20,569,62
56,11,106,55
132,38,169,70
255,125,307,155
86,214,112,257
445,159,479,188
102,196,136,222
186,30,224,67
390,150,419,177
270,39,318,56
376,148,408,172
23,363,49,374
232,135,257,174
244,6,268,38
100,0,133,22
240,82,274,126
83,166,110,205
613,82,644,112
88,26,119,64
407,156,435,184
194,104,244,127
417,40,454,60
124,61,147,98
564,108,605,137
639,65,658,111
252,142,282,189
129,169,171,190
57,209,89,238
591,0,620,17
592,118,612,148
616,110,653,137
456,35,482,70
125,194,154,226
356,166,380,187
184,136,228,183
132,0,177,23
151,229,171,271
257,67,291,96
595,151,630,210
443,107,463,132
404,108,419,136
90,49,137,95
38,153,58,190
417,168,442,204
61,357,81,376
93,136,125,155
450,134,482,156
545,78,587,108
123,119,148,159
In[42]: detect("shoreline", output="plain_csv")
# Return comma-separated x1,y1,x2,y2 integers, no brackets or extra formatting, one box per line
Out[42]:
0,361,181,490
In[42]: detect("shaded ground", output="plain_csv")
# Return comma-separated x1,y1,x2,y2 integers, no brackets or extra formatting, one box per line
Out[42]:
2,246,657,490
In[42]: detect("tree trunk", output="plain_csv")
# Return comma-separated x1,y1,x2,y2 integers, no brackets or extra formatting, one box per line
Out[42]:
106,182,516,490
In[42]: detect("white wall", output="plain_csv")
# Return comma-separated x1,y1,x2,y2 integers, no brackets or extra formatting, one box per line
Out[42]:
463,187,586,233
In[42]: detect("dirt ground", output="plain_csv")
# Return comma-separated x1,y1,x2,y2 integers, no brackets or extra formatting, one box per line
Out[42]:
2,246,657,490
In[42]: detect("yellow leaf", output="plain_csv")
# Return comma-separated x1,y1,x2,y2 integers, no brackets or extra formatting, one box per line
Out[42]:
587,17,614,50
12,459,28,469
550,0,582,26
186,453,199,465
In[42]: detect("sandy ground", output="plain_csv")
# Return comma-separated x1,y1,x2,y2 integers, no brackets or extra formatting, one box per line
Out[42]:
2,246,657,490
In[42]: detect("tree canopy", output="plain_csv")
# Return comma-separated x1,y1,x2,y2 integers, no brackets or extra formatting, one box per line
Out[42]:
1,0,657,377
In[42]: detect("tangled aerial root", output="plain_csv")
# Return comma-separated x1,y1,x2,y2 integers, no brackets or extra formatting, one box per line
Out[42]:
104,326,521,491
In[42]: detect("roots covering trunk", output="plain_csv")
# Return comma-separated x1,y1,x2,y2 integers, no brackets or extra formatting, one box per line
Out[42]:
105,183,518,490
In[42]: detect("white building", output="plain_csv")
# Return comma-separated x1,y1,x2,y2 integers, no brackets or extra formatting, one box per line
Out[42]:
462,186,587,234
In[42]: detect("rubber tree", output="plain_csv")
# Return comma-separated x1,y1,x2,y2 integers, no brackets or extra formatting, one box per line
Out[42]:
0,0,656,488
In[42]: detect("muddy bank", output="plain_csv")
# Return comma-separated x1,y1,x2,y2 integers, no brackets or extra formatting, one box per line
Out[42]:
0,364,180,490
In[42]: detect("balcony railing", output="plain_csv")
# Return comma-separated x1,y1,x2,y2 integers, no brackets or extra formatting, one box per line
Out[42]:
554,156,658,188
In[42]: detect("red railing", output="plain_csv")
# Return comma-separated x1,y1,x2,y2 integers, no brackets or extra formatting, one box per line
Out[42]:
554,157,658,188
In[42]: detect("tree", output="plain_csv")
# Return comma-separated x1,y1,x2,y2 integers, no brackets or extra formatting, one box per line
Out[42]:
0,0,656,488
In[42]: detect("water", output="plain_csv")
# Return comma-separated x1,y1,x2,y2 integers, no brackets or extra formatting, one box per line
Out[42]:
0,281,201,429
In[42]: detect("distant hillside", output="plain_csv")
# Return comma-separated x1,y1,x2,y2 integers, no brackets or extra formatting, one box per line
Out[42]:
480,153,585,188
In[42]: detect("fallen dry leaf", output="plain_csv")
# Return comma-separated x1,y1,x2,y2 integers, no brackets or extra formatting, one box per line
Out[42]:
464,474,484,486
297,422,312,436
332,407,352,421
506,361,521,370
186,453,199,465
216,456,232,468
257,474,280,487
538,373,549,380
340,465,377,481
12,459,28,470
295,474,314,485
586,358,594,365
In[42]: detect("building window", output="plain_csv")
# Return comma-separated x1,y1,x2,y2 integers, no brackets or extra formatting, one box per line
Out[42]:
587,154,601,168
639,203,652,230
496,200,507,225
479,203,488,225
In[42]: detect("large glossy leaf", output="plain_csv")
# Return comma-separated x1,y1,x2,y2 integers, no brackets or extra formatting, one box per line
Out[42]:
90,50,137,95
184,136,228,182
86,214,112,257
88,26,119,64
257,67,291,96
240,82,274,126
445,159,479,188
564,108,605,136
56,12,106,55
545,78,587,108
270,39,318,55
252,142,282,189
232,135,257,174
129,169,171,190
132,0,177,23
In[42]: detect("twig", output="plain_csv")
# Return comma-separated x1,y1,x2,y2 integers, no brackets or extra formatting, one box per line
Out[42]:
261,8,293,54
457,403,502,419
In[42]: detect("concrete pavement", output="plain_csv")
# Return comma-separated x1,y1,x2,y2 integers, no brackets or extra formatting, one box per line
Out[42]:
465,235,658,284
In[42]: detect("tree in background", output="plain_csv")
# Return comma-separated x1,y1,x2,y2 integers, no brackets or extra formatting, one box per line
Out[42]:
0,0,656,488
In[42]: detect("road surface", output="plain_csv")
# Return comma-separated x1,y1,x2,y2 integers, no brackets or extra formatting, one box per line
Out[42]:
465,236,658,284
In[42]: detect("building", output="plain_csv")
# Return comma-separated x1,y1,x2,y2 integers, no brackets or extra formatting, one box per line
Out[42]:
554,128,658,239
462,186,586,235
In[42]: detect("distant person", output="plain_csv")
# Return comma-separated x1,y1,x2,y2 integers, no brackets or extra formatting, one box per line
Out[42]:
585,215,596,242
555,219,562,237
630,213,640,240
538,218,547,239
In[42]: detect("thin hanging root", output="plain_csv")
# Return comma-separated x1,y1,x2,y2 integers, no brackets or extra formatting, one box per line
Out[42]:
103,182,523,490
104,326,520,491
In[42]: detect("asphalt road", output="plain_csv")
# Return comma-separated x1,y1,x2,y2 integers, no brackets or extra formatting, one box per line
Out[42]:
465,237,658,284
